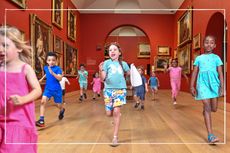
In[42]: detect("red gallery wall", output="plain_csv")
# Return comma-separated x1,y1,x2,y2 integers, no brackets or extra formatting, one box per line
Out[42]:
174,0,230,102
0,0,80,92
79,14,175,89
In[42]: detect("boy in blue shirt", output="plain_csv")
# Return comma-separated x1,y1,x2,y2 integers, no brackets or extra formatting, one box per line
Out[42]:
148,72,160,101
36,52,65,127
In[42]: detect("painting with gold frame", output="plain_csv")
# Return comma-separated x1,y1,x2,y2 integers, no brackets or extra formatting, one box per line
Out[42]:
177,8,192,46
193,33,201,50
30,14,52,79
67,9,76,41
158,46,170,56
177,43,191,74
11,0,26,9
138,43,150,58
53,35,63,54
56,52,63,70
52,0,63,29
64,43,78,76
154,56,171,71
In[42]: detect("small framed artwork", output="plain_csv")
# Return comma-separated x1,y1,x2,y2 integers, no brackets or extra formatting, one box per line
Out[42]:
193,33,201,50
52,0,63,29
157,46,170,56
11,0,27,9
30,14,52,79
154,56,171,71
177,43,191,74
64,43,78,76
138,43,151,58
67,9,76,41
177,7,192,46
56,52,63,70
53,35,63,54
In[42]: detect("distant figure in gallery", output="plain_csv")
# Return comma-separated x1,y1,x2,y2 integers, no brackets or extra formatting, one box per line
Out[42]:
148,71,160,101
164,58,188,105
99,42,130,147
0,26,42,153
190,35,224,143
36,52,65,127
91,72,102,100
76,64,88,101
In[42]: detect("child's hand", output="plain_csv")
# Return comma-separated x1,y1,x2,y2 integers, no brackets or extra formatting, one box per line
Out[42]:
48,66,54,75
190,87,196,97
219,87,224,97
99,62,104,71
146,88,149,92
9,95,25,105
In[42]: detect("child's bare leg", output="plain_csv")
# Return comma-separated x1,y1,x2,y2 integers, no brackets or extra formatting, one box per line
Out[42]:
40,96,48,116
211,98,218,112
106,110,113,117
113,107,121,137
202,99,212,134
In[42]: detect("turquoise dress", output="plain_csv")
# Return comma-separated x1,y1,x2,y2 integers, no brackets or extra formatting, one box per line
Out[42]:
193,53,223,100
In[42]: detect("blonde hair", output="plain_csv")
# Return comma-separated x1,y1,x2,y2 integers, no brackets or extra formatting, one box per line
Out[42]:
0,26,32,64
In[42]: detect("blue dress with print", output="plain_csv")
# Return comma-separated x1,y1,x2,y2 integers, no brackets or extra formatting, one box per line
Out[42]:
193,53,223,100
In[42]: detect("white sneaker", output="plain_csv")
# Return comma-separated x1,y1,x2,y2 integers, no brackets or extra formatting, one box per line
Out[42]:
173,101,177,105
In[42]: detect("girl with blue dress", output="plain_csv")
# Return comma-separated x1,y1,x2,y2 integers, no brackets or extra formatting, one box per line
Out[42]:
190,35,224,143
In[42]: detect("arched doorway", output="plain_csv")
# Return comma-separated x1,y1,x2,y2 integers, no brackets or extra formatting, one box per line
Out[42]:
205,12,227,100
104,25,151,75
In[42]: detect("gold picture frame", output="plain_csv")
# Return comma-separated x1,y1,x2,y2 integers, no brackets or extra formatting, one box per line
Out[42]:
138,43,150,58
30,14,52,79
177,43,191,74
56,52,63,70
157,46,170,56
67,9,76,41
177,8,192,46
11,0,26,9
53,35,63,54
64,43,78,76
52,0,63,29
193,33,201,50
154,56,171,71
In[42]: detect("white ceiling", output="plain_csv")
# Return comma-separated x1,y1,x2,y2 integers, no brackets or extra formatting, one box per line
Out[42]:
71,0,184,14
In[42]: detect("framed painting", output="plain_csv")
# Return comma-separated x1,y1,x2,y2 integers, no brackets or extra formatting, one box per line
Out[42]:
138,43,150,58
157,46,170,56
30,14,52,79
67,9,76,41
56,52,63,70
191,50,200,70
193,33,201,50
64,43,78,76
177,8,192,46
52,0,63,29
154,56,171,71
177,43,191,74
53,35,63,54
11,0,26,9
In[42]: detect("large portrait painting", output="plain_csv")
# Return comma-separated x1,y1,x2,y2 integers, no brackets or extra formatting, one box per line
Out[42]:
138,43,151,58
177,8,192,46
177,43,191,74
64,43,78,76
52,0,63,28
67,9,76,41
154,56,171,71
11,0,27,9
30,14,52,79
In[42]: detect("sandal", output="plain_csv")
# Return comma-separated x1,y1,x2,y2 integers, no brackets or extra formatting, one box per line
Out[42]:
208,134,219,143
110,136,119,147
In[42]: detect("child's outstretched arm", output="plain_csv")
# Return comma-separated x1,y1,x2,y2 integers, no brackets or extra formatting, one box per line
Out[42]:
163,63,169,73
157,77,160,87
190,66,198,97
66,78,70,85
182,72,189,84
39,74,46,83
99,62,106,81
217,65,224,96
10,65,42,105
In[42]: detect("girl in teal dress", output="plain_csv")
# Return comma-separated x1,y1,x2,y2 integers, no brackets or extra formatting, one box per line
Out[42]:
190,35,224,143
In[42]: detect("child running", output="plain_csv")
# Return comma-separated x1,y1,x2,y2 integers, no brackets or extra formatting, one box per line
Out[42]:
76,64,88,102
99,42,130,147
91,72,102,100
36,52,65,127
148,71,160,101
0,26,42,153
190,35,224,143
164,58,188,105
59,72,70,104
133,66,148,110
